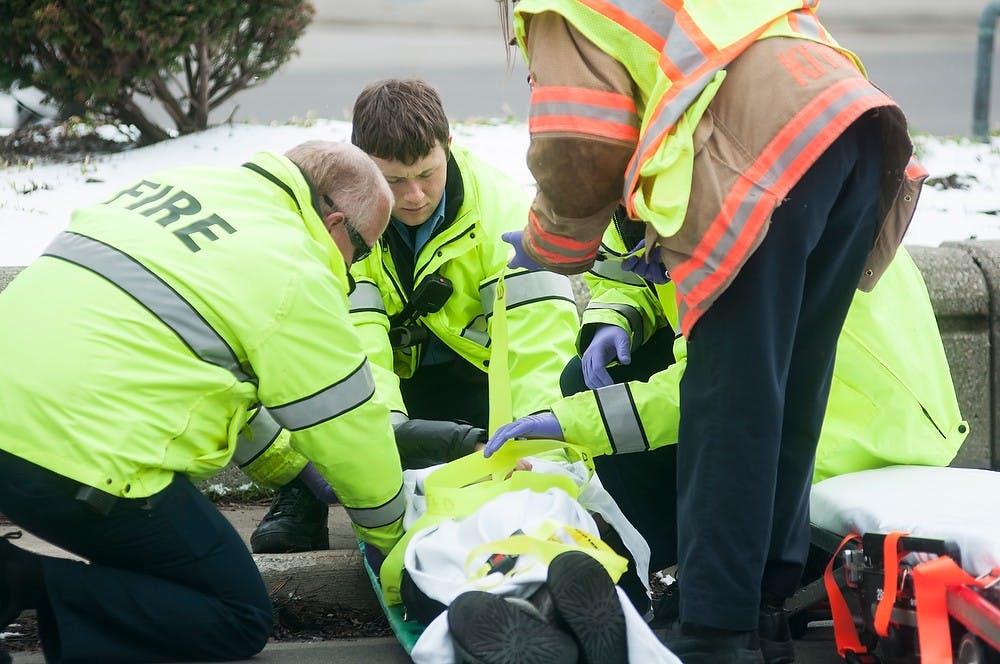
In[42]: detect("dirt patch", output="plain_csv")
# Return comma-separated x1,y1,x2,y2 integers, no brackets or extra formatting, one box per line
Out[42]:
0,120,137,166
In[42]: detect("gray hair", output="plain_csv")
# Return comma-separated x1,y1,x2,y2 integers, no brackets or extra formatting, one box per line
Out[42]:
285,140,392,233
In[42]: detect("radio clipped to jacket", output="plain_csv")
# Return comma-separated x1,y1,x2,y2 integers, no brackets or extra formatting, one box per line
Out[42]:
388,273,453,349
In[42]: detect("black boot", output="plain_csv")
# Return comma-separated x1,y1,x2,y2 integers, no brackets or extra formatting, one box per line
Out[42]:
758,597,796,664
659,622,765,664
546,550,628,664
448,590,578,664
249,478,329,553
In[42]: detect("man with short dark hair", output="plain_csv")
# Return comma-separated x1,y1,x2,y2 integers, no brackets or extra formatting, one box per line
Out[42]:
0,140,405,663
249,79,581,553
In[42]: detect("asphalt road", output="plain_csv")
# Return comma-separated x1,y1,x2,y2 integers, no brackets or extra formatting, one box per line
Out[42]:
193,0,1000,137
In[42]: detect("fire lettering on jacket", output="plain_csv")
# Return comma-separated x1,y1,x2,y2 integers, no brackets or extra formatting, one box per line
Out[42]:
776,42,848,87
103,180,236,253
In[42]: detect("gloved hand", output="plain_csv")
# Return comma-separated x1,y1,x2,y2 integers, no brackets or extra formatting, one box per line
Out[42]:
393,418,487,470
582,324,631,389
621,239,670,284
296,462,339,504
483,412,563,458
501,230,544,272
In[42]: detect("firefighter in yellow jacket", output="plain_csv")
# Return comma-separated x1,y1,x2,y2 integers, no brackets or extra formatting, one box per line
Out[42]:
0,141,405,663
248,79,581,554
489,2,928,662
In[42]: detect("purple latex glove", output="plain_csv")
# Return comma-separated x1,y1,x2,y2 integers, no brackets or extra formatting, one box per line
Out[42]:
296,462,340,504
483,412,563,458
501,230,544,272
582,324,631,389
621,239,671,284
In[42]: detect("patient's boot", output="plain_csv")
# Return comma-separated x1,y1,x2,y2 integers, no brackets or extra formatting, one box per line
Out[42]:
547,550,628,664
250,478,329,553
448,590,578,664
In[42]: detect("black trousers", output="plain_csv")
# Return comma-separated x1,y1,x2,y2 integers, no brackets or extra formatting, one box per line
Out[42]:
399,357,490,429
676,113,883,631
0,449,272,663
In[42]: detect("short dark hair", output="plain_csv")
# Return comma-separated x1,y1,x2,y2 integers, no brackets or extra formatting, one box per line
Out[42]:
351,79,450,165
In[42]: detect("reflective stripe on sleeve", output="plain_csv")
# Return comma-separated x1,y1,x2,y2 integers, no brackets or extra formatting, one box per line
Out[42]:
267,359,376,431
344,486,406,529
349,280,386,315
589,258,648,286
233,407,283,467
479,270,575,316
390,411,409,427
585,303,645,346
44,232,254,384
594,383,648,454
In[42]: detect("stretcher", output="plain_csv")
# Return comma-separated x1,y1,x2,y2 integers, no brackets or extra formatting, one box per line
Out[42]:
787,465,1000,663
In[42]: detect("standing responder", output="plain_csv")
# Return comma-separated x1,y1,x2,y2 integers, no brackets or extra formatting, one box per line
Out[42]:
492,2,927,662
0,141,406,663
249,79,580,553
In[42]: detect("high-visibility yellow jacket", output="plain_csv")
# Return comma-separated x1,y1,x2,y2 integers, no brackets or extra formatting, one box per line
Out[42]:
348,145,580,422
555,224,969,483
0,152,405,553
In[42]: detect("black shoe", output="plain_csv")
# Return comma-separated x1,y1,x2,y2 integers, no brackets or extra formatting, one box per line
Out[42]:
448,591,578,664
547,550,628,664
249,479,329,553
659,622,765,664
758,602,796,664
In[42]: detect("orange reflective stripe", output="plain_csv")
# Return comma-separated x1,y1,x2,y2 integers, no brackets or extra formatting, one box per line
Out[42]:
824,533,870,658
529,86,640,142
530,115,640,141
526,211,601,264
676,8,714,61
874,531,908,637
673,78,894,334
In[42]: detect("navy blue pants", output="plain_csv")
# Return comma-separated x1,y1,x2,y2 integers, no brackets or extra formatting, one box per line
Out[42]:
0,449,272,663
677,113,883,631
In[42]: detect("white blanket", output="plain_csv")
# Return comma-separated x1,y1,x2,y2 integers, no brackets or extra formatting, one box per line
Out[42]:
810,465,1000,577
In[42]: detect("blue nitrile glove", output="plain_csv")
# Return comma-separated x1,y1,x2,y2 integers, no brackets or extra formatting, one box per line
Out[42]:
582,324,631,389
296,462,339,504
501,230,544,271
483,412,563,458
621,239,670,284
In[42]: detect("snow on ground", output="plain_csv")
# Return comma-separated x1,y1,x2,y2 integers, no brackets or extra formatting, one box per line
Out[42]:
1,118,998,266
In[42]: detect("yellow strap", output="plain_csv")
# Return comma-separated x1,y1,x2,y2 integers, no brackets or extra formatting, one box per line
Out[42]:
488,270,513,435
465,523,629,583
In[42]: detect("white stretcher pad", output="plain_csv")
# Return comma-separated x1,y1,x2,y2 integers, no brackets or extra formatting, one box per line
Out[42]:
810,465,1000,577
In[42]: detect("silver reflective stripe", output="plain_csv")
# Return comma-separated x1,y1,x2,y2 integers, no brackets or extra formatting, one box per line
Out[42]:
460,323,490,347
590,258,647,286
595,383,648,454
480,271,575,316
44,232,253,384
529,99,639,129
586,303,644,347
390,411,409,427
233,407,282,467
345,486,406,529
349,281,386,315
267,359,376,431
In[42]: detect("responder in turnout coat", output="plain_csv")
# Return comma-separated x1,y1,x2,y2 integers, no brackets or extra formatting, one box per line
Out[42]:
0,141,406,663
248,79,580,554
489,2,928,662
491,214,968,613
